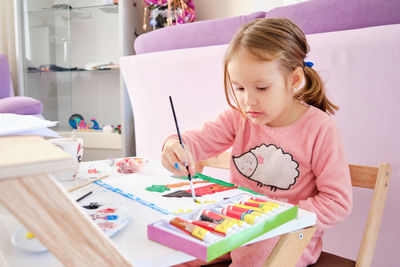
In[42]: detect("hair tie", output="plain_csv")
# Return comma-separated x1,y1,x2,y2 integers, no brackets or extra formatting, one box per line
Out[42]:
304,61,314,68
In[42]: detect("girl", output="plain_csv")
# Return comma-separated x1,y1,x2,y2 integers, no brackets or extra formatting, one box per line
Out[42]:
161,18,353,267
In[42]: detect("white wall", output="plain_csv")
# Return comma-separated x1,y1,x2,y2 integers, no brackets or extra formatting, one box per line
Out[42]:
193,0,309,21
193,0,253,21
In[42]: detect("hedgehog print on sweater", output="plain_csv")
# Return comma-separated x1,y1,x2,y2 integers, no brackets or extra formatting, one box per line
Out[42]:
232,144,299,191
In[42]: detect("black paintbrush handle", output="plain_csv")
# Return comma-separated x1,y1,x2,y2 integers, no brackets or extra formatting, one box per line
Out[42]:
169,96,192,181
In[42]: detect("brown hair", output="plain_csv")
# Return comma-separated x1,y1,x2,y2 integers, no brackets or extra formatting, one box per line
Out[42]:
224,18,338,115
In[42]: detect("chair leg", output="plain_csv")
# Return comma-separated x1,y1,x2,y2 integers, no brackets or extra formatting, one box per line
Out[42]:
264,226,317,267
0,174,131,267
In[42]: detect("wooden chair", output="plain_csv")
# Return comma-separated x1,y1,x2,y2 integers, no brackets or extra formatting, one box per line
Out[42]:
196,151,392,267
310,163,391,267
0,136,131,267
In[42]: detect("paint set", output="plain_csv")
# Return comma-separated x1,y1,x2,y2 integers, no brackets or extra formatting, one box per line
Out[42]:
147,193,298,262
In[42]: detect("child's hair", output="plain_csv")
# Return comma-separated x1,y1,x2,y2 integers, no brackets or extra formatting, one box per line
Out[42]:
224,18,338,115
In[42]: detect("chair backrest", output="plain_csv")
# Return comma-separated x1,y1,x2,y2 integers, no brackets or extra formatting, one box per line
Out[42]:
349,163,391,267
196,151,392,267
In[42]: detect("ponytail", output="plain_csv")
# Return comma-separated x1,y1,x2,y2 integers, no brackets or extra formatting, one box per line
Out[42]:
295,66,338,115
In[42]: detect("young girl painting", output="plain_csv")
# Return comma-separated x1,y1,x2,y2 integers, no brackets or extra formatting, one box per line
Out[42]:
161,18,353,267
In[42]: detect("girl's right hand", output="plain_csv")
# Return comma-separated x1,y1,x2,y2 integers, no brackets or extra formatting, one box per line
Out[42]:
161,137,196,177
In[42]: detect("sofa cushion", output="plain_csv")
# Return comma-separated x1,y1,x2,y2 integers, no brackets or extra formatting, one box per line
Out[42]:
0,96,43,115
265,0,400,34
134,11,266,54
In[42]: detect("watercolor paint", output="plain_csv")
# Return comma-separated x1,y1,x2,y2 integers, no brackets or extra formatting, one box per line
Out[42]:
191,220,233,236
81,202,131,237
169,217,217,243
199,209,225,224
25,232,35,239
148,193,305,263
83,202,102,209
199,209,239,230
238,201,275,212
248,198,280,208
233,204,271,214
219,214,245,227
217,207,259,225
226,205,264,217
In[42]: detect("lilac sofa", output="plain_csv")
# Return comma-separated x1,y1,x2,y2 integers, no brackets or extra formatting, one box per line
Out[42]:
134,0,400,54
0,54,43,115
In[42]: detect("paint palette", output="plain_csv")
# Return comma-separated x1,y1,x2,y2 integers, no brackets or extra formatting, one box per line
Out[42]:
11,226,47,253
82,202,131,237
12,202,131,253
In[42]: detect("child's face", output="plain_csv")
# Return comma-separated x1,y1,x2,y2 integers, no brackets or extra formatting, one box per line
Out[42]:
228,50,296,127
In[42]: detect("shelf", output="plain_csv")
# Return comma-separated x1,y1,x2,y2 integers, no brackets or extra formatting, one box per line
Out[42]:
28,4,118,14
27,68,120,74
58,130,122,150
27,4,118,21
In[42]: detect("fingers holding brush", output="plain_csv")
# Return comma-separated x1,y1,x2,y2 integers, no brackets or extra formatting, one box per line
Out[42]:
182,147,196,177
161,151,186,177
165,95,196,178
162,138,195,177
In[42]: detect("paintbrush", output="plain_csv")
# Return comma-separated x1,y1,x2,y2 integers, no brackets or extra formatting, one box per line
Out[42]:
75,191,93,202
67,174,109,192
169,96,198,203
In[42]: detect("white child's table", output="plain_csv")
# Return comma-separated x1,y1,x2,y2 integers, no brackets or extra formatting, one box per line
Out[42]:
0,136,316,267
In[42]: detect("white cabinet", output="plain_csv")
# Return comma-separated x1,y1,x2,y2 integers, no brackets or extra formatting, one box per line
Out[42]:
14,0,138,158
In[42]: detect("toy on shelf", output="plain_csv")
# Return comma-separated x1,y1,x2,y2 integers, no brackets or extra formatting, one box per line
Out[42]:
90,118,101,130
69,114,84,129
79,119,90,130
115,124,121,134
103,125,114,134
68,114,103,131
143,0,195,30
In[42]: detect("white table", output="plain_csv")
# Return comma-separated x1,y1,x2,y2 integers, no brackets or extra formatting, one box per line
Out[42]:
0,158,316,267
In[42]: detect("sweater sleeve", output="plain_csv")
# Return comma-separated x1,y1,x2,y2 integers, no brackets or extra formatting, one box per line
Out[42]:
178,108,239,163
298,120,353,230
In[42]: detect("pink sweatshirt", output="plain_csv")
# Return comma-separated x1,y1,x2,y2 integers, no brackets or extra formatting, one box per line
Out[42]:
179,105,353,267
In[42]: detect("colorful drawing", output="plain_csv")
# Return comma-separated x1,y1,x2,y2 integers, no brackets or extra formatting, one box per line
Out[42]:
146,180,209,193
163,183,237,198
90,163,264,214
163,190,198,198
187,183,238,196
